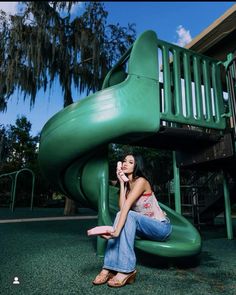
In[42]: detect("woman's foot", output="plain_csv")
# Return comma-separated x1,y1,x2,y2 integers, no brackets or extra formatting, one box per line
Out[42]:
92,269,115,285
107,270,137,288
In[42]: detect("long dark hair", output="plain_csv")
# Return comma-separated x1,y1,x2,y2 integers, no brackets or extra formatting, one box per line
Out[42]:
123,153,154,190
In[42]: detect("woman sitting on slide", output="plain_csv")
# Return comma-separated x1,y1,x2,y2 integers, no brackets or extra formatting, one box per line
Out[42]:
92,153,172,288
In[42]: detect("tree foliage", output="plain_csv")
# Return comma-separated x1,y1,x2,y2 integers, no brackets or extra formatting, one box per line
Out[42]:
0,116,46,207
0,1,136,111
0,116,39,172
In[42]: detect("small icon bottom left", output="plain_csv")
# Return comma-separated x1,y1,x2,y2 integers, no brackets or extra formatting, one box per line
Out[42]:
13,277,20,284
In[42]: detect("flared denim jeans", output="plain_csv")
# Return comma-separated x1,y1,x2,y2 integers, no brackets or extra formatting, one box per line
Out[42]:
103,210,172,273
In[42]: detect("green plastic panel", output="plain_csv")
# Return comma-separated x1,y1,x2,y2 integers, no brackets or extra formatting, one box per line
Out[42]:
39,31,160,190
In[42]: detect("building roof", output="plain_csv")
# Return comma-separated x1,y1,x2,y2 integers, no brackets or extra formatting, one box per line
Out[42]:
185,4,236,62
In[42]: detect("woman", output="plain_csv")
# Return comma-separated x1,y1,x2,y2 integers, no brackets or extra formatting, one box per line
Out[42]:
92,153,172,288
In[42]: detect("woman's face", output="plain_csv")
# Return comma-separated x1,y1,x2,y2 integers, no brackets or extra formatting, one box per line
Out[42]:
122,155,135,174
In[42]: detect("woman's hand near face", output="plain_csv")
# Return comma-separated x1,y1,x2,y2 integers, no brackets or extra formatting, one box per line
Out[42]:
116,168,125,183
117,161,129,182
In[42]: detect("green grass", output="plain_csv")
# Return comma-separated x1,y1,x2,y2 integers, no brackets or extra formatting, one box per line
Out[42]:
0,214,236,295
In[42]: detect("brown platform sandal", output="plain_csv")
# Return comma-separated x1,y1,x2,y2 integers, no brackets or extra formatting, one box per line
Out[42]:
107,270,137,288
92,270,115,285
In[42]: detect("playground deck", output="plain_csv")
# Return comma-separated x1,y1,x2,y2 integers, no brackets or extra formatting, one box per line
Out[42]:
0,208,236,295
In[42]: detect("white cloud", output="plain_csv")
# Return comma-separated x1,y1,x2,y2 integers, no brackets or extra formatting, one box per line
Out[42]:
0,2,18,15
70,2,84,15
176,25,192,47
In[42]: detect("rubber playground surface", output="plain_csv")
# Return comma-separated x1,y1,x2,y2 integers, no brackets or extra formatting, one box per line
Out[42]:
0,208,236,295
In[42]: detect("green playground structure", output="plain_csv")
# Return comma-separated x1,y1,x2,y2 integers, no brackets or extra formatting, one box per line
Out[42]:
38,30,235,258
0,168,35,211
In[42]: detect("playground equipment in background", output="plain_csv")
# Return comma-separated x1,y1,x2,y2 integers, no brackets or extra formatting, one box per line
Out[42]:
168,170,236,229
0,168,35,211
38,30,235,258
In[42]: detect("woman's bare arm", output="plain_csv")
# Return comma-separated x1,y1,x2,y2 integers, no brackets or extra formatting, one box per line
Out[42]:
110,178,147,238
119,183,127,209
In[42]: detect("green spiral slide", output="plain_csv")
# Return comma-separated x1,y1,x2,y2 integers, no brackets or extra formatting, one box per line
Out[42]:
38,30,202,258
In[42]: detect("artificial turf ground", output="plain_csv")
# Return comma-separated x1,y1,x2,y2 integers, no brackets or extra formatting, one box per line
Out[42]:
0,208,236,295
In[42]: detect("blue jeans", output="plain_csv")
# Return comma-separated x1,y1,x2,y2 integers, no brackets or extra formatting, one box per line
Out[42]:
103,210,172,273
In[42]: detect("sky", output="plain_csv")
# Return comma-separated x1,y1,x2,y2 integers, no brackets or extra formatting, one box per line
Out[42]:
0,1,235,136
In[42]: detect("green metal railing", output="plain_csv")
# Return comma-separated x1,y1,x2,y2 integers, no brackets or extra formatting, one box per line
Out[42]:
103,31,230,132
157,39,228,129
225,52,236,137
0,168,35,211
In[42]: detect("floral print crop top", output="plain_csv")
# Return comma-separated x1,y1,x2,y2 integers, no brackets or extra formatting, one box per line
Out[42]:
131,192,167,221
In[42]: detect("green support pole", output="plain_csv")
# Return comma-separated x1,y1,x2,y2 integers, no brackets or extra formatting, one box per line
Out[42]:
223,171,233,240
97,169,109,257
30,171,35,210
11,174,17,212
173,151,181,214
86,151,111,257
97,186,108,257
9,175,14,210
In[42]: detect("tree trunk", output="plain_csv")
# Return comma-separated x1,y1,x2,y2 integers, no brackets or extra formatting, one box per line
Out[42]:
64,197,77,216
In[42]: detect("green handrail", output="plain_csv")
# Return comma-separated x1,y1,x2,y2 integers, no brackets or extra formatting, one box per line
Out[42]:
157,39,227,129
0,168,35,211
225,52,236,136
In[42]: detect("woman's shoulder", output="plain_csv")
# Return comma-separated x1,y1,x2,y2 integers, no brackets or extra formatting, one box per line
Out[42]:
134,176,152,192
134,177,149,186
